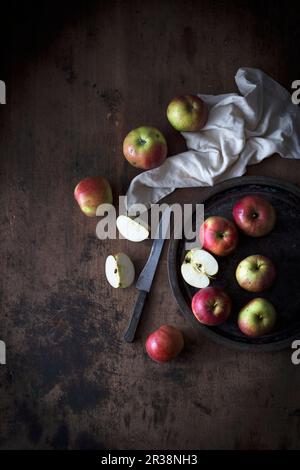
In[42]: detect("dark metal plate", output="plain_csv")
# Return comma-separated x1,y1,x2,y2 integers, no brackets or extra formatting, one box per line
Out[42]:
168,176,300,351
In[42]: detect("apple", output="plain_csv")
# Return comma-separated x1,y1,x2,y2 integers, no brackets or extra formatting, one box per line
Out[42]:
200,216,238,256
181,249,219,288
123,126,167,170
232,195,276,237
238,298,277,337
116,215,149,242
74,176,112,217
191,287,232,326
236,255,276,292
167,94,208,132
145,325,184,363
105,253,135,288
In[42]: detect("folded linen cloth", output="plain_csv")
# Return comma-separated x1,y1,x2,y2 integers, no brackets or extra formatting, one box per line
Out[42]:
126,68,300,211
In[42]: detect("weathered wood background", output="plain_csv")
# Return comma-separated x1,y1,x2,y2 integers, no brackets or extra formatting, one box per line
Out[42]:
1,0,300,450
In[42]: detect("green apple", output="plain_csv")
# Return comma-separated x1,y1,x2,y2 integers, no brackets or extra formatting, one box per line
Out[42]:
123,126,167,169
105,253,135,288
167,94,208,132
238,298,277,337
236,255,276,292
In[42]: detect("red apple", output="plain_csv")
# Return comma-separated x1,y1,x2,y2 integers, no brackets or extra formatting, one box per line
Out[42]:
167,95,208,132
232,195,276,237
191,287,232,326
200,216,238,256
74,176,112,217
145,325,184,363
238,298,277,337
123,126,167,170
236,255,276,292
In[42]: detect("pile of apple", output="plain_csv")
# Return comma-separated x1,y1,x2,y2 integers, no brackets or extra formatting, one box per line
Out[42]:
74,95,210,363
74,95,278,362
182,195,277,338
74,97,208,283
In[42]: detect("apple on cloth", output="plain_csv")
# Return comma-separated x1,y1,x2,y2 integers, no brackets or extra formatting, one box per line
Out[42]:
125,68,300,211
238,298,277,337
167,95,208,132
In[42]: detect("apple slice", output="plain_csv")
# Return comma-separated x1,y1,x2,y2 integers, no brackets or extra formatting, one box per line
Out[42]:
105,253,135,288
116,215,149,242
181,248,219,288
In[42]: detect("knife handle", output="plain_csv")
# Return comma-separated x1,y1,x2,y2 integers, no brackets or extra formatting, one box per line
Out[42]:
124,290,148,343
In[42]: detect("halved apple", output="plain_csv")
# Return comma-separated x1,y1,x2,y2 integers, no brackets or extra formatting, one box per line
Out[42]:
181,248,219,288
105,253,135,288
116,215,149,242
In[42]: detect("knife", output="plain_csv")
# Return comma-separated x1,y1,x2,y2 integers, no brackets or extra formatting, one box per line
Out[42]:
123,206,172,343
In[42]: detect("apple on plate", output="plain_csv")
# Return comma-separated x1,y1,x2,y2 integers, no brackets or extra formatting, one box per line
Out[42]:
236,254,276,292
167,94,208,132
145,325,184,363
123,126,167,170
181,248,218,288
232,195,276,237
191,286,232,326
105,253,135,288
238,298,277,337
200,216,238,256
74,176,112,217
116,215,149,242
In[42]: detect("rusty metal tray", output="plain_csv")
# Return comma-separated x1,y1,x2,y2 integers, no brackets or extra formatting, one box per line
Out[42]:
168,176,300,351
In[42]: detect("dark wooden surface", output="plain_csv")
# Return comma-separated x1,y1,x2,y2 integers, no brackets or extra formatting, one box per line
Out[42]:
1,0,300,450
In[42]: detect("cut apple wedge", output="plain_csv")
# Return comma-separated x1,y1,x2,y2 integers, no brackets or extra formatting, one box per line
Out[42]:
116,215,149,242
105,253,135,288
181,248,219,288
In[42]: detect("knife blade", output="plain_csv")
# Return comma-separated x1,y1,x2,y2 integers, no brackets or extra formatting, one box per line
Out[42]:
123,206,172,343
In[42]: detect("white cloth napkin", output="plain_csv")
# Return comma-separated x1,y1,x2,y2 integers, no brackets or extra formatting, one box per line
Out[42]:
126,68,300,211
